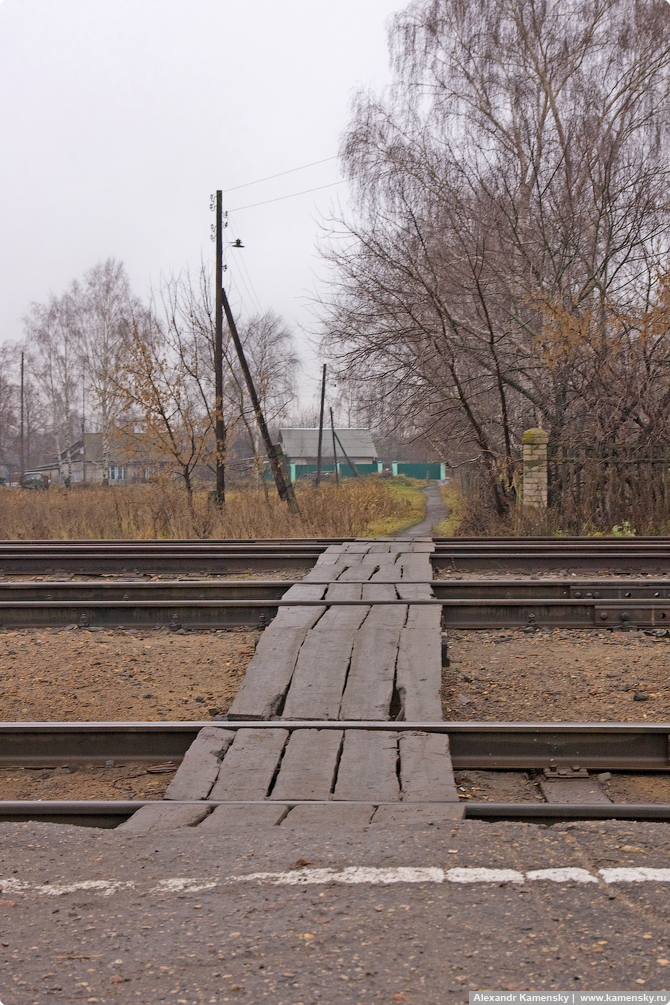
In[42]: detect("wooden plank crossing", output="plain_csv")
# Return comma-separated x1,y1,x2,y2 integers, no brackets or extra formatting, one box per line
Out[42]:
339,603,406,720
164,726,235,801
138,535,465,827
227,583,326,720
209,727,288,801
333,729,400,802
270,728,343,801
281,600,369,720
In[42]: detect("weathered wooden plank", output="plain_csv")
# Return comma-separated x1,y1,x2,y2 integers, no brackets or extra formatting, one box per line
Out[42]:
336,563,377,582
208,728,288,801
281,605,369,719
395,605,443,721
333,729,400,801
344,542,372,553
199,803,290,828
399,731,459,802
326,582,363,600
270,728,343,800
372,803,464,824
282,804,376,827
368,557,404,583
361,582,396,601
396,583,433,600
227,583,327,720
339,606,406,720
119,803,211,833
164,727,236,801
399,554,433,581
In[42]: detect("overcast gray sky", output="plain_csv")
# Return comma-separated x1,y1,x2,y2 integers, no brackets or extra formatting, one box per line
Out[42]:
0,0,401,404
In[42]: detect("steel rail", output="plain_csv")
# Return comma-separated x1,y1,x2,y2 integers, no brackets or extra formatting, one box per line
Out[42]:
0,799,669,827
3,594,670,628
0,542,335,575
2,536,670,577
4,577,670,599
2,721,669,770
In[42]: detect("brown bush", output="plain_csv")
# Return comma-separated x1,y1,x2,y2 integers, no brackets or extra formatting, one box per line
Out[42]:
0,477,412,540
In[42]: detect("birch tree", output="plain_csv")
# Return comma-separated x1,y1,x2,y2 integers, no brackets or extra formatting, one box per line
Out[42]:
65,259,142,482
23,295,79,483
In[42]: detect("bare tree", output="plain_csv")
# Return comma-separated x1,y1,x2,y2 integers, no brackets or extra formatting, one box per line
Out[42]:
156,268,299,493
65,259,142,482
23,295,79,483
0,346,17,477
117,317,213,510
318,0,670,514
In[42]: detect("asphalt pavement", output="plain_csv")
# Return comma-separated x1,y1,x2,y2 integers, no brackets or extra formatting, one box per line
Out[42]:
2,813,670,1003
395,486,448,538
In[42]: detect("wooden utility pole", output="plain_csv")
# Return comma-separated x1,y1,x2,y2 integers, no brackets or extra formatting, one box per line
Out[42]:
221,286,299,513
214,190,226,503
330,407,339,486
334,429,359,477
19,351,24,477
315,363,326,485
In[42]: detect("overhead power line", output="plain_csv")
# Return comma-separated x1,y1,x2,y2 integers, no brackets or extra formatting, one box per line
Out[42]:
225,156,338,193
230,180,345,213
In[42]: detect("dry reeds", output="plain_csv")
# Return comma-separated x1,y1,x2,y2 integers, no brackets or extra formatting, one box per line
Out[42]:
0,477,413,540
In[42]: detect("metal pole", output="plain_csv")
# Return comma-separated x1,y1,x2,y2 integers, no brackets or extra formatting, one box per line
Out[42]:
315,363,326,486
214,190,226,504
330,407,339,486
19,351,24,478
221,286,299,514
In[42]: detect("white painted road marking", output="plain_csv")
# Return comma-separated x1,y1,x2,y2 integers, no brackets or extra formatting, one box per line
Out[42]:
5,865,670,896
0,878,136,896
526,868,599,884
600,868,670,884
231,866,446,885
152,877,219,893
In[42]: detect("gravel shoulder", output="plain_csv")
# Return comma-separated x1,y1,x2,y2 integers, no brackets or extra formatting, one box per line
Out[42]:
442,627,670,721
0,761,177,801
0,568,306,582
0,626,255,722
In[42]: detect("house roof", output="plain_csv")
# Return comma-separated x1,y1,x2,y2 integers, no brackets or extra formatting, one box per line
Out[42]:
279,428,378,461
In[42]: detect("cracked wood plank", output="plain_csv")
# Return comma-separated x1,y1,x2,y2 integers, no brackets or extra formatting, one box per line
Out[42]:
399,731,459,802
164,726,236,800
270,728,343,800
208,728,289,800
333,729,400,802
339,603,406,720
227,583,327,720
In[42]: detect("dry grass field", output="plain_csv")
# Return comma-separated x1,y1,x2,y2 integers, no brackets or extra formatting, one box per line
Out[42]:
0,476,426,540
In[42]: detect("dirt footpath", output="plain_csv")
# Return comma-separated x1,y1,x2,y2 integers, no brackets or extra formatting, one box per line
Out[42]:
442,627,670,721
0,626,254,722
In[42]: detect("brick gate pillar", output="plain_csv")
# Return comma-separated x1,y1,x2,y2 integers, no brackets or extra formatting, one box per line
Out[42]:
522,428,548,508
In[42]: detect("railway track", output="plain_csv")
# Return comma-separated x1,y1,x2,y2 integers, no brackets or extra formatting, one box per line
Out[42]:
433,537,670,571
2,536,670,575
3,577,670,628
1,721,669,826
4,537,670,828
0,540,341,574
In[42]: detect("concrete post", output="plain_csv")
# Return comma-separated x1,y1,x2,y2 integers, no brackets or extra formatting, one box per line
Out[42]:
522,428,548,508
